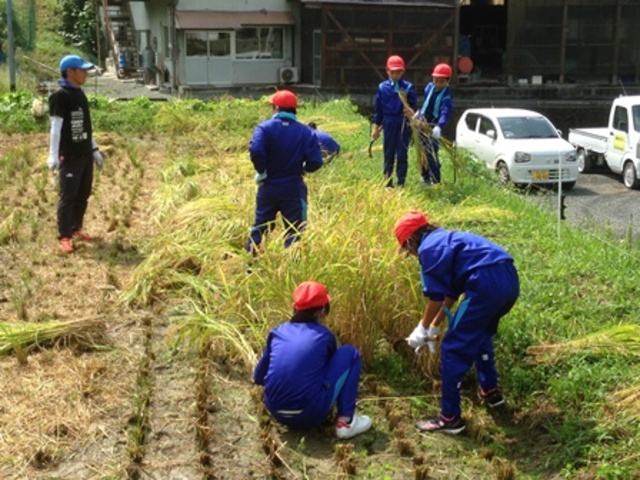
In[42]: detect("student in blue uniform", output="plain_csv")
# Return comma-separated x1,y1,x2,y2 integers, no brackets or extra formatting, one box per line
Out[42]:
253,281,372,439
371,55,417,187
413,63,453,185
246,90,324,255
394,211,519,434
48,55,104,253
308,122,340,163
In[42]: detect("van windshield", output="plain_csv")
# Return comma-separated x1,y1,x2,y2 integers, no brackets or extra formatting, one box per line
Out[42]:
632,106,640,133
497,116,558,139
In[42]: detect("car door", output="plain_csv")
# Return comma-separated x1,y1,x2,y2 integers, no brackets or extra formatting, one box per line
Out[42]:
457,112,480,152
606,105,629,173
476,115,499,168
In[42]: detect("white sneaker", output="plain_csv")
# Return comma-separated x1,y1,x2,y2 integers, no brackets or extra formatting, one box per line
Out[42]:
335,414,372,439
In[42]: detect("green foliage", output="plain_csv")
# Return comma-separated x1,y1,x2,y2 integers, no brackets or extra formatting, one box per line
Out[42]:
0,90,46,133
54,0,100,60
0,2,27,54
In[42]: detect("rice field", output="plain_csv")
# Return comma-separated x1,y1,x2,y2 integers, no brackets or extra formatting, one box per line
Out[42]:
0,94,639,479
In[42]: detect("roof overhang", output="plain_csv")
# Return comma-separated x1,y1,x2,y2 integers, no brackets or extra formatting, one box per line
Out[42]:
175,10,295,29
299,0,455,6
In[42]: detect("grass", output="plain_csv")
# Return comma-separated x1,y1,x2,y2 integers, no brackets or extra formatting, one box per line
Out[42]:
115,95,640,478
1,91,639,478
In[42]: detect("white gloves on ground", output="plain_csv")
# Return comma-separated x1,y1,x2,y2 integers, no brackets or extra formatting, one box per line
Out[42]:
93,149,104,169
432,126,442,140
406,323,439,354
255,171,267,185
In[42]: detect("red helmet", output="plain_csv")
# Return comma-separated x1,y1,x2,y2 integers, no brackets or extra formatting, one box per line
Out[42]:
386,55,406,71
293,281,331,310
432,63,452,78
394,211,429,246
270,90,298,109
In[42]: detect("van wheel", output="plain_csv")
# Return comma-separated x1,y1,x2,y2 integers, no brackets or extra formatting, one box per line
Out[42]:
622,161,640,189
496,162,510,186
577,149,592,173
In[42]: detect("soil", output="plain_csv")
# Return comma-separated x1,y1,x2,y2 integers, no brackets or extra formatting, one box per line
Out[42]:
0,84,557,479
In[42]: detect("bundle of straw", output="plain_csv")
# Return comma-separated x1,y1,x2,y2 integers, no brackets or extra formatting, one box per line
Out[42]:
398,90,461,182
614,386,640,418
527,324,640,364
0,316,108,356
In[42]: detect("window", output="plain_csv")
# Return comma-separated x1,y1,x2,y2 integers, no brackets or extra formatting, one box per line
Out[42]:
632,106,640,133
479,116,495,136
236,27,283,60
498,116,558,139
209,32,231,57
465,113,480,131
186,31,208,56
613,106,629,132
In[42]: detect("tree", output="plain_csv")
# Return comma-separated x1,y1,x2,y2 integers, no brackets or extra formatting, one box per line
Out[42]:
55,0,100,61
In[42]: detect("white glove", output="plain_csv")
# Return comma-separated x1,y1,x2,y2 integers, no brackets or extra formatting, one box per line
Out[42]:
425,326,439,354
93,149,104,169
406,324,439,353
47,154,59,170
432,126,442,140
254,171,267,185
406,323,428,349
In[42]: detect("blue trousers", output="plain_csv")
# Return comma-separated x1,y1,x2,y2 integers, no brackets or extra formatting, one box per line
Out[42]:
272,345,362,429
421,137,441,184
246,179,307,254
382,118,411,186
440,262,519,418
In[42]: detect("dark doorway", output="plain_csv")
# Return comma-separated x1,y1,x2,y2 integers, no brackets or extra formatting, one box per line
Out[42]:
459,0,508,84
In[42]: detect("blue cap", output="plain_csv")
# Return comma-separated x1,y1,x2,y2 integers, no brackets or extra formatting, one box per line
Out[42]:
59,55,95,72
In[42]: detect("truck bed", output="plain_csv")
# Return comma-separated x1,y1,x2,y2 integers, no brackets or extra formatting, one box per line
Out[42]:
568,127,609,154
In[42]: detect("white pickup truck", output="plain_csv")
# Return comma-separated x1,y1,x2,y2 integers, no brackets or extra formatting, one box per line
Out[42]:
568,95,640,189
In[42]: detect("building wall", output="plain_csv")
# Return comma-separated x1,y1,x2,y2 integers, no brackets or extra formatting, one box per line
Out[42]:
174,0,290,11
131,0,297,87
301,3,457,88
507,0,640,85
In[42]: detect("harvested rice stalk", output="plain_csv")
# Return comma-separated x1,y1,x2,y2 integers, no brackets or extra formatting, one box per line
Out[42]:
614,386,640,418
398,90,460,181
527,324,640,364
0,316,108,356
398,90,429,172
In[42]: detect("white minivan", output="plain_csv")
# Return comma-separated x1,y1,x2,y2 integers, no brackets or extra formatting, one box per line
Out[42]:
455,108,578,190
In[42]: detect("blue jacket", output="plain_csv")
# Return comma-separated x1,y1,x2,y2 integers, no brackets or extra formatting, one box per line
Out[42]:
418,228,513,301
250,113,323,181
373,78,417,126
418,83,453,129
314,129,340,155
254,321,337,412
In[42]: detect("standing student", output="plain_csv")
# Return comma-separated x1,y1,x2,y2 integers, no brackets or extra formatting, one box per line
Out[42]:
254,281,372,439
246,90,324,255
394,211,519,434
48,55,104,253
372,55,417,187
414,63,453,185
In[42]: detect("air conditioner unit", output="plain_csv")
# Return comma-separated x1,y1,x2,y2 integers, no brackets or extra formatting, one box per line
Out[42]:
279,67,299,84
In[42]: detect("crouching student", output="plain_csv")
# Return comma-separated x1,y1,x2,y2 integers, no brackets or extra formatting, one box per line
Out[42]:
308,121,340,164
253,281,372,439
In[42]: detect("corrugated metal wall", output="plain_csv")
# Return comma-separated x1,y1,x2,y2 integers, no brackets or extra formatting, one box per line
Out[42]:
301,4,457,87
507,0,640,84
